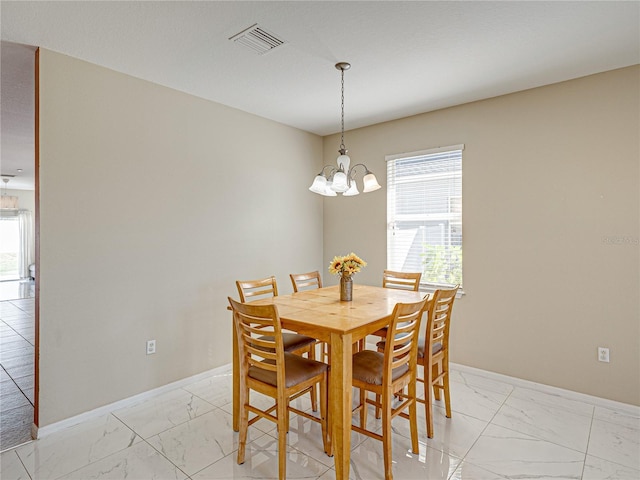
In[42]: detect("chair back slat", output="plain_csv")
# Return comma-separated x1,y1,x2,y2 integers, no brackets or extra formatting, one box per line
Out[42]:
290,271,323,292
236,276,278,302
383,270,422,291
384,297,428,381
229,297,285,382
426,286,459,354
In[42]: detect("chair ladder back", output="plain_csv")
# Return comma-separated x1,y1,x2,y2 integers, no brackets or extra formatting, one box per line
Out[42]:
229,298,285,381
382,270,422,291
383,299,428,380
236,276,278,302
427,286,459,352
290,271,323,293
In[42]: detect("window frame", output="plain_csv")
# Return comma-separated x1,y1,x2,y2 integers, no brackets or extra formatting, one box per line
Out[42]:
386,144,465,296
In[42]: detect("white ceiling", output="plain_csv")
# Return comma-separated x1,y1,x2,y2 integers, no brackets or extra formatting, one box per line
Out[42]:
2,1,639,190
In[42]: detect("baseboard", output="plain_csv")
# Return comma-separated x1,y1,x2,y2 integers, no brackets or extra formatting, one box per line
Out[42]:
35,361,639,440
36,364,230,439
451,362,640,415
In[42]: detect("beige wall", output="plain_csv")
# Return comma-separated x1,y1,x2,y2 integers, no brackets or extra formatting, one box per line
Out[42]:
38,50,324,426
323,66,640,405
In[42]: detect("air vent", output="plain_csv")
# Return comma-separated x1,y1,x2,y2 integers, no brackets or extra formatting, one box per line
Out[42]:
230,24,286,55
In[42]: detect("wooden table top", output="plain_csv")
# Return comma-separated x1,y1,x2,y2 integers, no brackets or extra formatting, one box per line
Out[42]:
249,284,424,336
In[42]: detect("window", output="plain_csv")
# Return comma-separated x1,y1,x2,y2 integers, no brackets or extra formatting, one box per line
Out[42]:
386,145,463,289
0,216,20,281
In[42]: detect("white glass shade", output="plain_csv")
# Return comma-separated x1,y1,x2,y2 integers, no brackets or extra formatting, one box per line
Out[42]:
324,185,337,196
337,154,351,172
309,175,327,195
325,179,337,196
331,170,349,192
362,173,382,193
343,181,359,196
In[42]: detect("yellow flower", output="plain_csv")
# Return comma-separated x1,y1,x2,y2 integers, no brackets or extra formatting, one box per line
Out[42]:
328,253,367,276
328,256,344,275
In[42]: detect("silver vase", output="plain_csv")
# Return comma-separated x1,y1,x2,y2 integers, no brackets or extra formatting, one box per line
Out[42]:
340,274,353,301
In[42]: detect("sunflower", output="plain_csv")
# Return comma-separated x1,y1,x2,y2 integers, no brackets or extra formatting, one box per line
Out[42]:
328,253,367,276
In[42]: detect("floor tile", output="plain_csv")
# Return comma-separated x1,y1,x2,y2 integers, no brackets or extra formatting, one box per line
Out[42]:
587,418,640,470
0,346,34,363
12,375,34,405
0,404,33,452
0,338,32,353
0,388,31,410
1,355,34,371
491,392,593,452
593,405,640,429
390,402,488,459
463,424,585,479
146,407,265,476
191,433,330,479
450,460,511,479
0,357,637,480
285,412,371,469
112,388,216,439
57,441,189,480
1,378,22,398
15,413,140,479
446,380,509,421
3,363,34,380
582,454,640,480
182,369,233,408
347,435,462,480
449,369,515,396
0,449,31,479
509,386,595,418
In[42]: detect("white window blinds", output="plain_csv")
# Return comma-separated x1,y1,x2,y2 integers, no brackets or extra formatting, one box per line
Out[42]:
386,145,463,287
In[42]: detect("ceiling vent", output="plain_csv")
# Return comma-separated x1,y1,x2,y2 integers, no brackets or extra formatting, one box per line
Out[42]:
229,24,286,55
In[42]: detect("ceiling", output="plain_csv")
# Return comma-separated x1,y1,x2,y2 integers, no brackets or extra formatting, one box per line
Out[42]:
1,1,639,191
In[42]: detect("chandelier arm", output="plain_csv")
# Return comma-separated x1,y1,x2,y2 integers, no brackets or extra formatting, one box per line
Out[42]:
347,163,370,177
317,165,337,178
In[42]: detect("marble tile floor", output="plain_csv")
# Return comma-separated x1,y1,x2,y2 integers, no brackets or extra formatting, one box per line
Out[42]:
0,298,35,452
1,357,639,480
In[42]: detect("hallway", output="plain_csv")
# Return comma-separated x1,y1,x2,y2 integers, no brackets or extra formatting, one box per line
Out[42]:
0,294,35,452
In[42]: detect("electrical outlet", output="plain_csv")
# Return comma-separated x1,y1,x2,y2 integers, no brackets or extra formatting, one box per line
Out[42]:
598,347,609,363
146,339,156,355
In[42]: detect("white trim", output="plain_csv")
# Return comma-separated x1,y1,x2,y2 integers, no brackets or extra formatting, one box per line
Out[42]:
35,364,231,439
385,144,465,162
35,361,639,442
452,362,640,416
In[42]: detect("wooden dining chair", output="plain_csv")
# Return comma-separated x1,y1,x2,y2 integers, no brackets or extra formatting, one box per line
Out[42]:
236,276,320,411
382,270,422,291
351,297,427,480
289,270,329,362
228,297,329,480
289,270,323,292
417,285,459,438
362,270,423,351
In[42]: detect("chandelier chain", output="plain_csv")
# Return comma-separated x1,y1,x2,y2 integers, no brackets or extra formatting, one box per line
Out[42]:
340,68,345,151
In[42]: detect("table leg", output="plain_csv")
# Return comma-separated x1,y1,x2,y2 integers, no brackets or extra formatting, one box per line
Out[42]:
330,331,352,480
232,318,239,432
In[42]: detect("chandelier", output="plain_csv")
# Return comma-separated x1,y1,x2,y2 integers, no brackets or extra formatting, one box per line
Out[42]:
309,62,381,197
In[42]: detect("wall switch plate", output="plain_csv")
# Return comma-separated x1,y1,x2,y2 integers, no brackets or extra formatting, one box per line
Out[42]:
146,339,156,355
598,347,609,363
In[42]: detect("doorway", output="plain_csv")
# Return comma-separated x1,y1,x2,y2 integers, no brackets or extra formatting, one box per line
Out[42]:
0,41,38,452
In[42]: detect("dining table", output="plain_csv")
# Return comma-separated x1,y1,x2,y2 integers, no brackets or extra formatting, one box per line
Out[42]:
231,283,424,480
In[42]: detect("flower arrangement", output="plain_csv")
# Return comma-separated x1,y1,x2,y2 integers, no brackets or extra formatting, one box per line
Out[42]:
328,252,367,277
